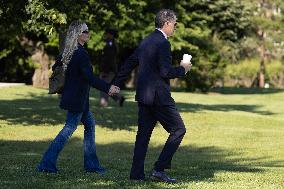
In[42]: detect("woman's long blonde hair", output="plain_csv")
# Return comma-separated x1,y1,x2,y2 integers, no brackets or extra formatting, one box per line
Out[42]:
61,20,87,70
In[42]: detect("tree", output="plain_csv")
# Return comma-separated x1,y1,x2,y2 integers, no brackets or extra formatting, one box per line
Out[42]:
0,0,66,87
23,0,66,88
0,0,32,83
241,0,284,87
172,0,251,91
0,0,254,91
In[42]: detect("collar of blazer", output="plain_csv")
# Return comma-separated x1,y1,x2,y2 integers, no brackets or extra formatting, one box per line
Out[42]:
155,28,168,39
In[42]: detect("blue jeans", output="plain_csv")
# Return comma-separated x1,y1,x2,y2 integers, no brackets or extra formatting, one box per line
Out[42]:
38,111,105,173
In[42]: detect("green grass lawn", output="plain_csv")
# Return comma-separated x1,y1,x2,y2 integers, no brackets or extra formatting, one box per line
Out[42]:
0,86,284,189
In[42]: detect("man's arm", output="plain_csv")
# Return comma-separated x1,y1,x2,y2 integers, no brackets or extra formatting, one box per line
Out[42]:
158,41,185,79
113,50,139,87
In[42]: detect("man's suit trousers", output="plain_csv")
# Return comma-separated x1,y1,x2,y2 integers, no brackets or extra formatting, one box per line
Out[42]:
130,103,186,179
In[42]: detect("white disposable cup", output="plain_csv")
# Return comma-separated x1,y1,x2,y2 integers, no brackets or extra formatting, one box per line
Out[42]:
183,54,192,64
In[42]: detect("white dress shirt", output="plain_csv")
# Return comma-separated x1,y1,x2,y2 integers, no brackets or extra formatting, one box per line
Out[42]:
156,28,167,39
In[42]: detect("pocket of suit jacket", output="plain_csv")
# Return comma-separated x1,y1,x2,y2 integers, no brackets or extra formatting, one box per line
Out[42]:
155,87,175,106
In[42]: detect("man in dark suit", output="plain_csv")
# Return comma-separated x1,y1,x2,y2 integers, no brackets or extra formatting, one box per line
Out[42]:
112,9,192,183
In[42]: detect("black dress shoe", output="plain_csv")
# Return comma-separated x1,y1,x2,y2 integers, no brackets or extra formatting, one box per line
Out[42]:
150,169,177,183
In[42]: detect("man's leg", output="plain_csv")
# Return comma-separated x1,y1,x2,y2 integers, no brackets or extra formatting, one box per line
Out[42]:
130,104,156,180
100,73,109,107
153,105,186,172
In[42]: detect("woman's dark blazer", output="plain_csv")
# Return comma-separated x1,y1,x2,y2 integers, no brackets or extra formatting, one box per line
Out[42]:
53,44,110,112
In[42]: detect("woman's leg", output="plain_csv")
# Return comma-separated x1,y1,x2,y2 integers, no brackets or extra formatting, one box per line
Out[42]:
37,111,82,173
81,111,105,174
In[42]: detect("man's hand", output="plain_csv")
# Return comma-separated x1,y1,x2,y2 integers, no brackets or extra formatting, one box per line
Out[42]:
108,85,120,96
180,60,192,73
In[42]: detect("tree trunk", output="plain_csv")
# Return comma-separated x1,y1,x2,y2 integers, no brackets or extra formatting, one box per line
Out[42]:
32,48,50,89
258,44,266,88
259,60,265,88
257,0,268,88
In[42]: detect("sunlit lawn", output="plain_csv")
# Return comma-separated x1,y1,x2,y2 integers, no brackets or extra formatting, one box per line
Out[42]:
0,85,284,189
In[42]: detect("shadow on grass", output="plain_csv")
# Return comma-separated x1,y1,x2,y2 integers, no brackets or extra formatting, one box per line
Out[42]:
210,87,284,95
176,103,274,115
0,93,66,125
0,89,274,130
1,138,280,188
0,90,138,130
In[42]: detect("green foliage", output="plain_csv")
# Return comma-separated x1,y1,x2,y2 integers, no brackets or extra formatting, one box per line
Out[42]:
266,60,284,87
0,0,66,83
225,58,260,84
24,0,66,35
207,0,251,42
241,0,284,59
0,0,33,82
1,0,281,90
0,49,12,59
0,0,27,58
171,0,251,91
224,58,284,87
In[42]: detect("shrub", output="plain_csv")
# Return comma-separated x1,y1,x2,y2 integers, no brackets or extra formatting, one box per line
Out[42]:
224,58,284,88
266,60,284,88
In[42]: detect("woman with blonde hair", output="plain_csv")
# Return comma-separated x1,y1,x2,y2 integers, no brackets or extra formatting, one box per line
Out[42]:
38,20,119,174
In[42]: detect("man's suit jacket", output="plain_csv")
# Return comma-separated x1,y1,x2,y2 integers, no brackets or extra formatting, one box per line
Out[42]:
53,44,110,112
114,29,185,106
99,40,118,73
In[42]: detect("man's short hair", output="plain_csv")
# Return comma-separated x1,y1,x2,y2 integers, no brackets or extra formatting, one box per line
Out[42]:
105,28,118,38
155,9,176,28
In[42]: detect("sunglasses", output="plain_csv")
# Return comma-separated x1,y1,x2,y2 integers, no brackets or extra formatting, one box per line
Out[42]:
82,30,89,34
